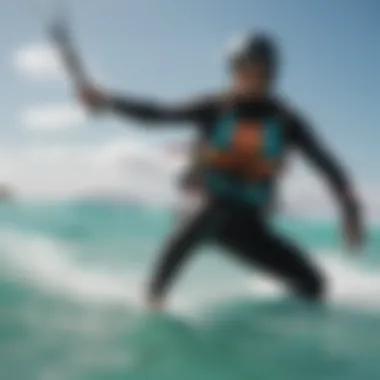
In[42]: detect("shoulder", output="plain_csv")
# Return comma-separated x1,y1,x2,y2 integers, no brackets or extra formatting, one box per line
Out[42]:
272,96,310,131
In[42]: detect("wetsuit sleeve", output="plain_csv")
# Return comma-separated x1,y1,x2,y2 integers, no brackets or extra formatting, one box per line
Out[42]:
290,114,352,196
108,94,217,125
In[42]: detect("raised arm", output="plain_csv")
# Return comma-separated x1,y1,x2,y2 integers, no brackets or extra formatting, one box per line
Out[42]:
79,85,216,126
109,95,216,123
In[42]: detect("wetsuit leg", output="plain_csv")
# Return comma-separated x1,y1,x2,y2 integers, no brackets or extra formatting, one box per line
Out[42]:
148,198,220,303
216,207,325,301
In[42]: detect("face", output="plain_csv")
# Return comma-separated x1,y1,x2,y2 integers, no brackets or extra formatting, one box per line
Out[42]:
232,61,270,95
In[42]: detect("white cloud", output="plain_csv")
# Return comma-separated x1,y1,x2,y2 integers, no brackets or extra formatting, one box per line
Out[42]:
22,103,87,130
0,139,181,201
14,42,107,86
14,43,64,81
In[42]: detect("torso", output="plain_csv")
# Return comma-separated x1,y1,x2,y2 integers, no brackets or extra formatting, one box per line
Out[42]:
181,95,296,209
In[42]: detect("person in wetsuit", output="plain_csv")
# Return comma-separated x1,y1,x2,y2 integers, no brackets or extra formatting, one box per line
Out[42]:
79,32,363,309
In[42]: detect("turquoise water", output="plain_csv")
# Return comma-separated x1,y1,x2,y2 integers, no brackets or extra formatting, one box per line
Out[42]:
0,200,379,380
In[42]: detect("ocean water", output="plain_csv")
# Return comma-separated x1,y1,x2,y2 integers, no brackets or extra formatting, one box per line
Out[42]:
0,200,379,380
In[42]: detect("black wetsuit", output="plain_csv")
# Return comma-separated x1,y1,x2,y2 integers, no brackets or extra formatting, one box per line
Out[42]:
108,93,354,302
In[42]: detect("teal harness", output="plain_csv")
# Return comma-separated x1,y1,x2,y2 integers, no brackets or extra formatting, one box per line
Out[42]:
205,111,284,205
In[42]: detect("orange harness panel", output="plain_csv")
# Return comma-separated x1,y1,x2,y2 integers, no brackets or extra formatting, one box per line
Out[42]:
205,121,278,180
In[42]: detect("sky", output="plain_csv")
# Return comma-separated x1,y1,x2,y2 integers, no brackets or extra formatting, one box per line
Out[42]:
0,0,378,216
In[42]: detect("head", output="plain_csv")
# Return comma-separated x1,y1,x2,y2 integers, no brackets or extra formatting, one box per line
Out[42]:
228,33,279,96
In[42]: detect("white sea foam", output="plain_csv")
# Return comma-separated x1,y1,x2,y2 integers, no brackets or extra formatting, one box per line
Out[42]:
0,230,379,313
0,231,142,306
